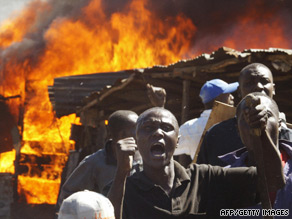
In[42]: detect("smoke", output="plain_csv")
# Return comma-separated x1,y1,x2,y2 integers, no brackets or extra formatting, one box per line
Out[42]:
0,0,94,83
143,0,292,51
0,0,32,23
1,0,292,74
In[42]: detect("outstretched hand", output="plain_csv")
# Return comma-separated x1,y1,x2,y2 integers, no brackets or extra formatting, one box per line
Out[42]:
147,84,166,107
240,94,285,193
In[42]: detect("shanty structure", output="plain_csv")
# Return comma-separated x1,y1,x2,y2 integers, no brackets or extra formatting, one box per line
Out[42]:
49,47,292,125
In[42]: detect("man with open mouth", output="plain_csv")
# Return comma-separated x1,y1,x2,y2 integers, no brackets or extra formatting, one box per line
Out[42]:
107,107,284,219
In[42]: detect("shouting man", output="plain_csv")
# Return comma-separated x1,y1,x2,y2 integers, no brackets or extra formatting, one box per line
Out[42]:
108,107,284,219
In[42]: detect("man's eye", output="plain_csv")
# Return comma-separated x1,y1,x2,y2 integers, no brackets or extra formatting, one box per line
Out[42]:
260,78,271,85
161,124,174,132
266,111,273,118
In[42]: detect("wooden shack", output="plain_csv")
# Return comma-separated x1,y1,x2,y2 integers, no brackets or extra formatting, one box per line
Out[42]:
48,46,292,168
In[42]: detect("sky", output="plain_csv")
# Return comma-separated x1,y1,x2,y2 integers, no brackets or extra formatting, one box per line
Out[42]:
0,0,33,23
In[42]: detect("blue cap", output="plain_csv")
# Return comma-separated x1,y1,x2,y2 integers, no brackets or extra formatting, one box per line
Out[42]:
199,79,239,104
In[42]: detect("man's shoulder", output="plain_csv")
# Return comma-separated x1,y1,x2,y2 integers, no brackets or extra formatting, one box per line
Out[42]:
206,117,237,134
180,118,199,129
125,171,153,194
127,170,146,183
81,148,106,164
280,126,292,141
181,110,211,126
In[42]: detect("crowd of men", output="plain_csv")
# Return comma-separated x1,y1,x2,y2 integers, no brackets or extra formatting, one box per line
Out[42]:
57,63,292,219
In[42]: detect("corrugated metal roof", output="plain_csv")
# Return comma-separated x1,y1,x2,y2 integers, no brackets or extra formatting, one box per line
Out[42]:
77,47,292,123
48,71,132,118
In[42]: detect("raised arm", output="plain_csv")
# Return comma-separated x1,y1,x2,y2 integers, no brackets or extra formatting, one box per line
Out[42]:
146,84,166,108
107,137,137,219
237,93,285,213
242,94,285,190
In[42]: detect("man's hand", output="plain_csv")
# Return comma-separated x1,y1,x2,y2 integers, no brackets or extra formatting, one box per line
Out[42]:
243,95,268,133
115,137,137,175
147,84,166,107
240,94,285,196
109,137,138,219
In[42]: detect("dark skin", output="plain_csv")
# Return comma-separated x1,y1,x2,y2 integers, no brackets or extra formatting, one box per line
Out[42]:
237,93,284,193
182,65,274,167
216,93,235,106
204,92,235,109
236,64,277,146
238,64,275,99
108,107,283,219
108,108,179,219
136,109,179,193
237,95,280,150
110,114,139,162
146,84,166,107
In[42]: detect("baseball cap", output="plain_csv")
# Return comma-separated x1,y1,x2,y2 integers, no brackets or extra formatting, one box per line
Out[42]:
199,79,239,104
58,190,115,219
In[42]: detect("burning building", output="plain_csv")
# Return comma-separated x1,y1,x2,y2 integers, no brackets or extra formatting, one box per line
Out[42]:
0,0,292,218
50,47,292,158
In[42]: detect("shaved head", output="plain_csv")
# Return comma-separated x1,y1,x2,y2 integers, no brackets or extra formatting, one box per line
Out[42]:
238,63,275,98
108,110,138,139
136,107,179,133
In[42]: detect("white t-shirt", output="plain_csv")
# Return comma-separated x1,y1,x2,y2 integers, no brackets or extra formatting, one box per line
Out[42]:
174,109,212,159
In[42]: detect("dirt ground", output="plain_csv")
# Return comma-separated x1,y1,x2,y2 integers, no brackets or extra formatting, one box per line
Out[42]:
10,203,56,219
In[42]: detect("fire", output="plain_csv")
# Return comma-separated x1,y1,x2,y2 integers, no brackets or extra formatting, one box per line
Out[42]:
18,176,61,204
0,150,15,174
0,0,196,204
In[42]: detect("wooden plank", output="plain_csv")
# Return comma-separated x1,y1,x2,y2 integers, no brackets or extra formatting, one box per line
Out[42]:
181,80,191,124
193,101,236,163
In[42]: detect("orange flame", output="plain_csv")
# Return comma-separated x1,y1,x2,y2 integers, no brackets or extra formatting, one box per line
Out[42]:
0,150,15,174
0,0,196,204
0,1,49,48
18,176,61,204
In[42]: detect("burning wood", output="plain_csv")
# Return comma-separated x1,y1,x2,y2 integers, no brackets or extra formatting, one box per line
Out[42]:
19,153,66,179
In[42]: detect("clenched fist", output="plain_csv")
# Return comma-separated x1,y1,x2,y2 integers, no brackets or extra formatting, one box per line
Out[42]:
115,137,138,175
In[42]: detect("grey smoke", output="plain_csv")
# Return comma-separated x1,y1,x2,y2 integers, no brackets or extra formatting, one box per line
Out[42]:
1,0,292,79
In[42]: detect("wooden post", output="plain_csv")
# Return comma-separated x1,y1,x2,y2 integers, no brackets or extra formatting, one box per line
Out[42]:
178,80,192,167
181,80,190,124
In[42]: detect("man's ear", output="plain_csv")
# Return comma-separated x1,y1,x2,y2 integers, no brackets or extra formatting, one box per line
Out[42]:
273,83,276,96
